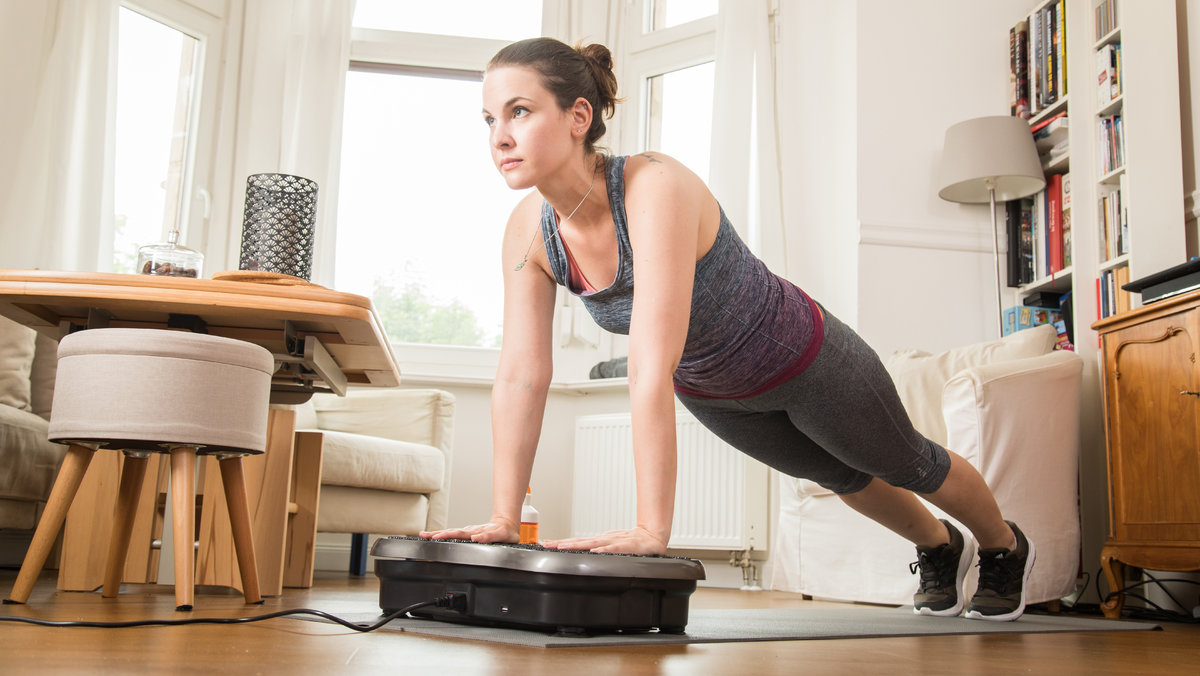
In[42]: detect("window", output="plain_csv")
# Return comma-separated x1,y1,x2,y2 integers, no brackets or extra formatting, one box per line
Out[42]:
336,3,544,348
112,6,201,273
645,62,715,183
621,1,717,176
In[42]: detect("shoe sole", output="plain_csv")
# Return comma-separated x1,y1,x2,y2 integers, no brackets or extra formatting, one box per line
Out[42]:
914,536,976,617
965,538,1037,622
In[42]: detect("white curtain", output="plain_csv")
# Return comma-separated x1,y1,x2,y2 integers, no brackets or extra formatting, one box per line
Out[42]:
708,0,787,276
224,0,354,285
0,0,118,272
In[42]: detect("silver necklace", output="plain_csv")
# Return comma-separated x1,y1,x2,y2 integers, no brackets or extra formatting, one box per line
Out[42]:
514,168,597,271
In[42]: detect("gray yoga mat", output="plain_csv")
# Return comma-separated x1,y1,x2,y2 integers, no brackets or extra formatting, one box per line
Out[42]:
303,606,1159,649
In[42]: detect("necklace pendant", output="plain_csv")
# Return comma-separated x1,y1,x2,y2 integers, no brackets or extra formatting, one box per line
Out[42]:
514,261,526,271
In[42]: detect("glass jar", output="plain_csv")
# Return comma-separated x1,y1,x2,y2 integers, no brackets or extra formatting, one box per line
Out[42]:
137,230,203,278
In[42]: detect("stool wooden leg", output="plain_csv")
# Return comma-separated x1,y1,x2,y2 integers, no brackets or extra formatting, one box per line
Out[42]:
170,446,198,611
218,456,263,605
102,452,151,598
5,444,96,604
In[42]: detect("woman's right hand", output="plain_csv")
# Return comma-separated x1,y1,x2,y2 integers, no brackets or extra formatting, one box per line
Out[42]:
419,516,519,544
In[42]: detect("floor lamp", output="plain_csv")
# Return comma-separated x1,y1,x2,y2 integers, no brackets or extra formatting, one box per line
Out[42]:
937,116,1046,337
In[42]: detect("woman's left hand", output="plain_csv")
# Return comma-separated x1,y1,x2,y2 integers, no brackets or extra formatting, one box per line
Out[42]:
541,527,668,556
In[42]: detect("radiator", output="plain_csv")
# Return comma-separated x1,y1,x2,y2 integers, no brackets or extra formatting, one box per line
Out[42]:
571,411,770,553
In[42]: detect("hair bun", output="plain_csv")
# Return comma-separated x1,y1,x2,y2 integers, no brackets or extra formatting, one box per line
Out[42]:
577,43,614,72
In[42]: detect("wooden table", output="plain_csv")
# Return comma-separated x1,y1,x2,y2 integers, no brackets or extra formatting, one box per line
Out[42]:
0,269,401,596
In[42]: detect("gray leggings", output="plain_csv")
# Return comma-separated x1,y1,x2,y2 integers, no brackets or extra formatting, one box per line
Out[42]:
675,306,951,495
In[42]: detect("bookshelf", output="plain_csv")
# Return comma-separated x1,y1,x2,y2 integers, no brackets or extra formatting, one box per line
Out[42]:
1007,0,1187,343
1005,0,1188,605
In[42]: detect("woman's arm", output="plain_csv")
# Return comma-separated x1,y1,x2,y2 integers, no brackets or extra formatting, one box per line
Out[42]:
543,153,717,555
422,192,557,543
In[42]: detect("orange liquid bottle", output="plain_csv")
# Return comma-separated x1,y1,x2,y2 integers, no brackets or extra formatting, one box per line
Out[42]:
520,486,539,544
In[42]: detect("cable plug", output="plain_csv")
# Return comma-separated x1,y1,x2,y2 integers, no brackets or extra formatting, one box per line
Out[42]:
435,592,468,612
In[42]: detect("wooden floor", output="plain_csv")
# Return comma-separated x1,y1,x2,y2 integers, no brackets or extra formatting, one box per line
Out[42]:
1,567,1196,675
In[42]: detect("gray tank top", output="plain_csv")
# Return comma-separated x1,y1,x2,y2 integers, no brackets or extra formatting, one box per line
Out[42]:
541,155,823,399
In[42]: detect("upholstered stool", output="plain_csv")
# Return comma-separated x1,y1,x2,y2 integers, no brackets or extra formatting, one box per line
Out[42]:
3,329,275,611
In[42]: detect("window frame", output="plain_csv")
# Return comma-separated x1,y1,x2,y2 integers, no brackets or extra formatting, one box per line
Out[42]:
117,0,223,260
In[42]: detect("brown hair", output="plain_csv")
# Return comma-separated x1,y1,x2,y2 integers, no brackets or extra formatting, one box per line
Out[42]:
488,38,620,155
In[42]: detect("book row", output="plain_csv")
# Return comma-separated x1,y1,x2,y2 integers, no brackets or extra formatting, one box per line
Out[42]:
1098,266,1131,319
1098,114,1125,175
1099,177,1129,262
1094,0,1119,41
1009,0,1067,119
1095,42,1122,107
1006,172,1072,287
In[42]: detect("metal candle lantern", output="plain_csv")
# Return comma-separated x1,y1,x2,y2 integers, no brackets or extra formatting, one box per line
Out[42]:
238,173,318,280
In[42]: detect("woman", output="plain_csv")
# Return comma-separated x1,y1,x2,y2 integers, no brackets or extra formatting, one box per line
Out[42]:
422,37,1035,622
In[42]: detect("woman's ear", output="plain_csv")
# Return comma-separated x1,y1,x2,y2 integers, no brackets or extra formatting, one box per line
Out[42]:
571,97,593,137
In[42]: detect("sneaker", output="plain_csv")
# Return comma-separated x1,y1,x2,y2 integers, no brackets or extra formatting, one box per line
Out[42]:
965,521,1036,622
911,519,975,616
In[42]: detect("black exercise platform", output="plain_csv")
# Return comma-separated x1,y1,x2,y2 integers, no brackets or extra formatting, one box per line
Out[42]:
371,536,706,635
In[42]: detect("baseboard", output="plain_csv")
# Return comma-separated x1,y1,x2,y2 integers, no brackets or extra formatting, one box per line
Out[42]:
314,535,356,572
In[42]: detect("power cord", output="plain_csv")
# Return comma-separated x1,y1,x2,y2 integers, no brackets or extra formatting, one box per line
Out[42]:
1093,567,1200,624
0,592,467,632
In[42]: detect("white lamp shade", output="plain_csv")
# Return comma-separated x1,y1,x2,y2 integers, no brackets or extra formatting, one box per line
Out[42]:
937,115,1046,203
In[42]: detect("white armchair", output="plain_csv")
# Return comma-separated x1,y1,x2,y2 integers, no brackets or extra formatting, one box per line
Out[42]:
295,387,455,575
771,324,1083,607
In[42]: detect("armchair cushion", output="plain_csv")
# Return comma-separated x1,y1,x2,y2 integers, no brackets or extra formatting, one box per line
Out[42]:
298,387,455,536
884,324,1057,447
319,431,444,494
0,316,36,412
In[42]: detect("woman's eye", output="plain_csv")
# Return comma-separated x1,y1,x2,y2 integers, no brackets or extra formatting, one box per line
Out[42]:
484,115,495,127
513,106,529,118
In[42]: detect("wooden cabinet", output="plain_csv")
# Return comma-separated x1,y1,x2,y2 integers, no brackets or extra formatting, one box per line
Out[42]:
1093,289,1200,619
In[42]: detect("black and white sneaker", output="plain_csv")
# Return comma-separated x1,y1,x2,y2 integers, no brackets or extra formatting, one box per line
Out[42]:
965,520,1036,622
911,519,975,616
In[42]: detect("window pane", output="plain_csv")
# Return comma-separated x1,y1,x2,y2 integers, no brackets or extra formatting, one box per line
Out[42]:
645,62,714,183
353,0,542,41
112,8,199,273
337,69,522,348
647,0,718,31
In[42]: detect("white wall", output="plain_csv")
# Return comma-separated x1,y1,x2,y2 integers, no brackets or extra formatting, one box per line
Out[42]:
852,0,1034,356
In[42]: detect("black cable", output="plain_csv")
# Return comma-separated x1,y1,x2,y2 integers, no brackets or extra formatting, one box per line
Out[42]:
1093,566,1200,623
0,593,465,631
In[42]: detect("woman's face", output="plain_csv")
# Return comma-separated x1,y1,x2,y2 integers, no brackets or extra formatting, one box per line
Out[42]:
482,65,577,190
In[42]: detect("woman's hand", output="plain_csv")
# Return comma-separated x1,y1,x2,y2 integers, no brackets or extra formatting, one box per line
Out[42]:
420,517,519,544
542,526,668,556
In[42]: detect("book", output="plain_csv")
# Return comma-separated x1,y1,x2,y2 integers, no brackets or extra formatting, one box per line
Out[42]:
1002,305,1062,337
1019,197,1035,284
1061,172,1072,267
1006,200,1022,287
1047,173,1063,274
1023,290,1064,307
1011,20,1030,119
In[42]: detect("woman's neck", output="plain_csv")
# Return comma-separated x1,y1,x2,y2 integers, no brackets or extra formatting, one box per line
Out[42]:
542,154,603,229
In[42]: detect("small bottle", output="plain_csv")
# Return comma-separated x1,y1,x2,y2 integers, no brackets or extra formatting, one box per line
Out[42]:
520,486,539,545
